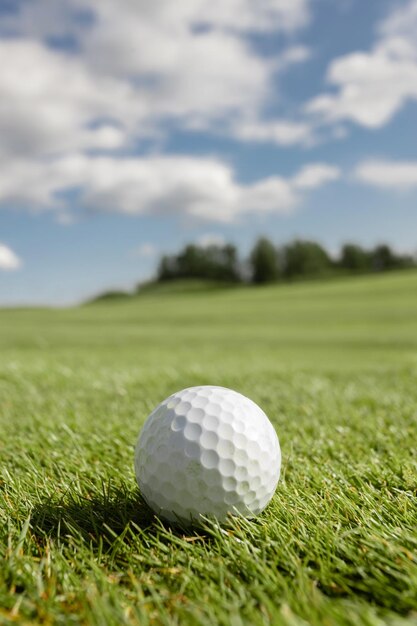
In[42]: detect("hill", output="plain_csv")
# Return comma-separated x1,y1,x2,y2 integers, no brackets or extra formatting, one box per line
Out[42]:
3,269,417,371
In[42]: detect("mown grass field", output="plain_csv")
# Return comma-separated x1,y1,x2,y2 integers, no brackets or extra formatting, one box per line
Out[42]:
1,271,417,625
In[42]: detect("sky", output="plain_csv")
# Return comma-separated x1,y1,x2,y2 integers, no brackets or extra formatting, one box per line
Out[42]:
1,0,417,305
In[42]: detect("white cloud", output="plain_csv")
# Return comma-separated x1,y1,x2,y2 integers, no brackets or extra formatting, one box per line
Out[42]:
307,51,417,128
274,45,312,70
292,163,341,189
378,0,417,44
0,154,338,223
0,0,324,227
197,234,227,248
56,212,77,226
74,155,297,222
0,244,22,271
0,0,312,160
85,24,271,124
0,39,142,161
192,0,310,33
354,159,417,190
306,0,417,128
11,0,310,39
232,119,313,146
133,243,158,258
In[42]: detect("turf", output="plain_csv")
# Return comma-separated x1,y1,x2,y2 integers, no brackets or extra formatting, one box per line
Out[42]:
1,271,417,625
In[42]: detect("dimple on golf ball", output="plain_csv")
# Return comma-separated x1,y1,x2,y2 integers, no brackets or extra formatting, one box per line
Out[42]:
134,386,281,524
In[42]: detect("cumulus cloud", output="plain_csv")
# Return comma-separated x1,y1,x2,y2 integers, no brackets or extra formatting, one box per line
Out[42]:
354,159,417,190
7,0,310,39
0,0,313,165
231,119,313,146
378,0,417,45
292,164,341,189
0,0,323,237
197,234,227,248
0,154,338,223
0,244,22,271
275,45,311,69
0,39,142,161
306,0,417,128
133,243,158,258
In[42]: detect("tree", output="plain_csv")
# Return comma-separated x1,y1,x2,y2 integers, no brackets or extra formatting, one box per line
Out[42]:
176,245,204,278
250,238,280,284
339,244,371,272
284,240,332,279
157,255,178,280
371,244,405,271
207,244,240,281
157,244,241,282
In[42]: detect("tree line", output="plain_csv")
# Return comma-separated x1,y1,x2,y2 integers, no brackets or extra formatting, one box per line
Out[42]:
158,238,415,285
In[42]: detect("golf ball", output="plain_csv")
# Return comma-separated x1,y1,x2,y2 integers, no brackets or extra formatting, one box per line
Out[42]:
134,386,281,524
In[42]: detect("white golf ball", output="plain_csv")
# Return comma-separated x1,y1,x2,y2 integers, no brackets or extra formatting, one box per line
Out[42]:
134,386,281,524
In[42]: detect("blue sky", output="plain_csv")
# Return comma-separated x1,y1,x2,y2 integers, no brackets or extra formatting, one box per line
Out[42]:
1,0,417,305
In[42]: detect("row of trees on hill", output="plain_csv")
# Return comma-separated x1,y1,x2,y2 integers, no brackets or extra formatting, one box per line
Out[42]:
158,239,415,284
158,244,240,282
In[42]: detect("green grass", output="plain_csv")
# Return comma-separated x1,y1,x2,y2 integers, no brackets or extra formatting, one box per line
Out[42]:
1,270,417,625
